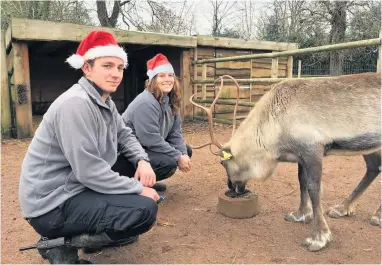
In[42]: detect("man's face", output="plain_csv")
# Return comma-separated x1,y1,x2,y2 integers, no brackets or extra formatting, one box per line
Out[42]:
156,71,175,94
82,56,124,94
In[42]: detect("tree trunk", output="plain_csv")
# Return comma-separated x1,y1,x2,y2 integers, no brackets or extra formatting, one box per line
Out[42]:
96,0,121,28
329,1,346,76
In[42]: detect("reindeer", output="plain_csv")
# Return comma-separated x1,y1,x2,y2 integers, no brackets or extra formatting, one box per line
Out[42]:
190,72,381,252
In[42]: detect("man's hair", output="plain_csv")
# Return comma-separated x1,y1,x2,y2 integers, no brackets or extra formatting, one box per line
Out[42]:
87,59,95,67
145,75,181,115
82,59,95,77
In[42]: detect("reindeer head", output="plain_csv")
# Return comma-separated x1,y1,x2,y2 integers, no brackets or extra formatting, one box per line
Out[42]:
219,140,278,194
190,75,278,194
219,145,249,194
190,75,246,193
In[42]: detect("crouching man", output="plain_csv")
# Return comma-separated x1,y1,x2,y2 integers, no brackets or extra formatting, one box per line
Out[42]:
18,30,159,264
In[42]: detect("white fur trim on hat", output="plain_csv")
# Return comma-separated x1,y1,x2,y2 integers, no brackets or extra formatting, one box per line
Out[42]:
147,64,174,80
66,45,128,69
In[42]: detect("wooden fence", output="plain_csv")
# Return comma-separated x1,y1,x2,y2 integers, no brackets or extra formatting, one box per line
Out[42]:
191,37,382,124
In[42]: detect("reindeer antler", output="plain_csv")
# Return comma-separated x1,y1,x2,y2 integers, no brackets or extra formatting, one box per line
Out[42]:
189,75,240,155
218,75,240,137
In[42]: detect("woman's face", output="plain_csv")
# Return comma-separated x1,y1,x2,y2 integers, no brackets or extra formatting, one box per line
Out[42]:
156,71,175,94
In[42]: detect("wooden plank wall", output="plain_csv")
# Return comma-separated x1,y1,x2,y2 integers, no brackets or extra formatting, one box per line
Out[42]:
214,49,251,116
189,47,289,121
251,56,288,102
189,47,215,117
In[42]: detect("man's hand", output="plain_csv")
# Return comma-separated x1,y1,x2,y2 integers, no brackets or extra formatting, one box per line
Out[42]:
140,186,160,201
178,155,191,173
135,160,156,187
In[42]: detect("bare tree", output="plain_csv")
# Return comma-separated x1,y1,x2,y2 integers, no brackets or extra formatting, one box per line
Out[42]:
348,0,381,40
28,1,51,20
257,0,316,42
206,0,237,36
96,0,132,28
1,0,93,29
1,1,51,29
257,0,377,76
304,0,372,75
234,0,258,40
316,1,347,75
118,0,197,35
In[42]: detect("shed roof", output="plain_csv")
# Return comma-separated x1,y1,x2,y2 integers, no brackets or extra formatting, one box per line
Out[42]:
6,18,298,51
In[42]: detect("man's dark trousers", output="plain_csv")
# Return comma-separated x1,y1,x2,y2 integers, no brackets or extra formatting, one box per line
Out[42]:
29,181,158,241
112,145,193,181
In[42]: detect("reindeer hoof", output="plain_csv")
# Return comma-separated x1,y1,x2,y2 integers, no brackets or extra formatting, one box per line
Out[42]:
327,204,353,219
284,210,312,223
300,230,332,252
369,215,381,227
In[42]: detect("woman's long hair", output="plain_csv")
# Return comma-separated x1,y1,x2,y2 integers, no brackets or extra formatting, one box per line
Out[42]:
145,75,181,115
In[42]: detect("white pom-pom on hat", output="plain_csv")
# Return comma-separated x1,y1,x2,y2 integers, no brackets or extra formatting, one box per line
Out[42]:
66,54,85,69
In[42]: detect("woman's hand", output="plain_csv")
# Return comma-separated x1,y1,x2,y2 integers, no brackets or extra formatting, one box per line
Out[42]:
178,155,191,173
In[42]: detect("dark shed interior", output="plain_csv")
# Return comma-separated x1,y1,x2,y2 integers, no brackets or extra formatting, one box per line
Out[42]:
28,40,183,115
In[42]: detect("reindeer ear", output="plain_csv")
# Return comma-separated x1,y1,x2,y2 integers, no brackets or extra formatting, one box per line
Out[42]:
220,150,233,161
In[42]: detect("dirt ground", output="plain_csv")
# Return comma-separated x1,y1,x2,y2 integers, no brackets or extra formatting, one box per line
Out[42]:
1,121,381,264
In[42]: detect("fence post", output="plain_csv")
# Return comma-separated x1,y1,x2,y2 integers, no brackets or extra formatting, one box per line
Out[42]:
202,64,207,100
298,60,302,78
377,29,381,73
12,41,33,138
180,50,192,119
193,48,198,119
271,52,278,78
287,56,293,78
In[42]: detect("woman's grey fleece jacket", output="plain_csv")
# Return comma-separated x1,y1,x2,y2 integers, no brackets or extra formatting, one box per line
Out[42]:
121,89,187,162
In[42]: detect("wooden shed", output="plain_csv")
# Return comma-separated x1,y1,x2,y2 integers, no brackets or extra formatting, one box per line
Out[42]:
1,18,298,139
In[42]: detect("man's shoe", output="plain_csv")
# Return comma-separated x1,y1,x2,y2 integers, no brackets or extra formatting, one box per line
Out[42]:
37,236,92,264
82,235,139,254
152,182,167,191
38,246,91,264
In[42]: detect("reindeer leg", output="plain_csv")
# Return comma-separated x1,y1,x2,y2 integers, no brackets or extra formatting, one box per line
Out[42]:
299,152,332,252
285,164,313,223
370,205,381,227
328,152,381,221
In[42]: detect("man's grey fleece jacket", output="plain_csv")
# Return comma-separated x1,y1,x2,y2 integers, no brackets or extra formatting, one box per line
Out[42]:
19,77,149,218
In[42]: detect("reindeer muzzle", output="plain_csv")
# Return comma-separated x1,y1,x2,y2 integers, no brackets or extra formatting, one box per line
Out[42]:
227,178,246,194
232,181,246,194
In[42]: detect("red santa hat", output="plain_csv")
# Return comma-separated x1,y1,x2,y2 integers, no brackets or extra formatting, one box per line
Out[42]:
66,30,128,69
146,53,174,80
